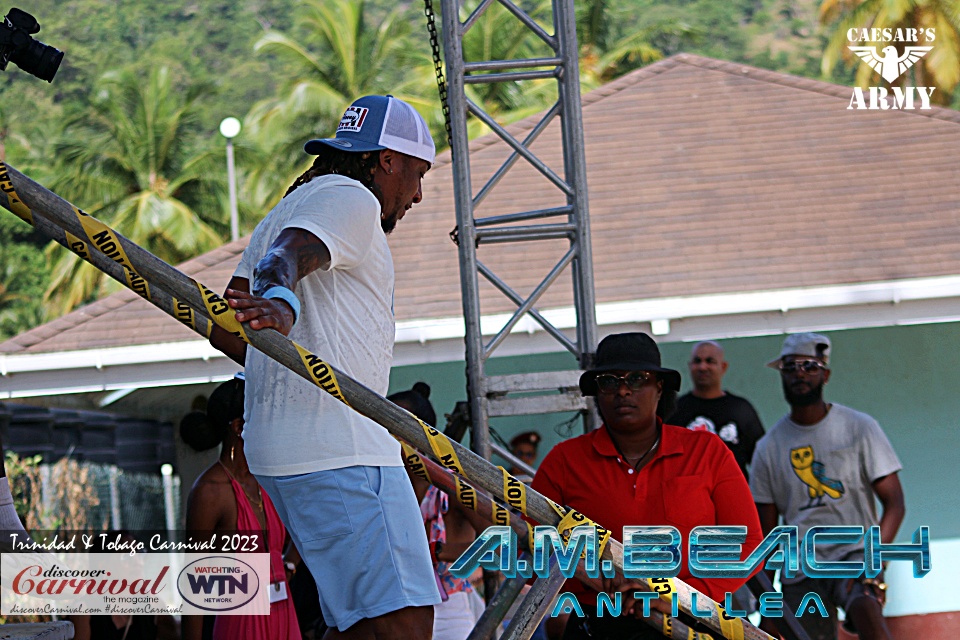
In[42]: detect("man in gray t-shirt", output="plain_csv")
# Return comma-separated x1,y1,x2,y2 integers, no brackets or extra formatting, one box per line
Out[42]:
750,333,904,640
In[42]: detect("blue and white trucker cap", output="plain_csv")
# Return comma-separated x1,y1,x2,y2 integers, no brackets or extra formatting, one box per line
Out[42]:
304,95,436,164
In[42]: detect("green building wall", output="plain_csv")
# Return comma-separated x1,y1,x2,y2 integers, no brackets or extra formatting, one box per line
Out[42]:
390,321,960,543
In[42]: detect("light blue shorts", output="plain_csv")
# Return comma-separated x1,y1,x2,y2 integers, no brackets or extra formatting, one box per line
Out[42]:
256,465,441,631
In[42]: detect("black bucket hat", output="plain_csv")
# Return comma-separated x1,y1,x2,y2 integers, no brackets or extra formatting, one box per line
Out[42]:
579,332,682,396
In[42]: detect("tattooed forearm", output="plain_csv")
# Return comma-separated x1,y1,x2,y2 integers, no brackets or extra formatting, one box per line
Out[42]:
252,250,297,295
295,242,332,280
251,228,330,295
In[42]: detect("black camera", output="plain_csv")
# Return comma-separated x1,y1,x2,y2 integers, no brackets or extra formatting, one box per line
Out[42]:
0,8,63,82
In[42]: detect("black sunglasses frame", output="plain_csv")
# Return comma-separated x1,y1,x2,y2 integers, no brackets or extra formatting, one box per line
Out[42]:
594,371,656,394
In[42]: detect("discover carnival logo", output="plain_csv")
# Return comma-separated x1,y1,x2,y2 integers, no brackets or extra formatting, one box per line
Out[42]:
846,27,936,110
1,551,270,616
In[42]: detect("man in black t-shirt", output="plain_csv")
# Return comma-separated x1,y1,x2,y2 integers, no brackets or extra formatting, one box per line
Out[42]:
668,340,765,479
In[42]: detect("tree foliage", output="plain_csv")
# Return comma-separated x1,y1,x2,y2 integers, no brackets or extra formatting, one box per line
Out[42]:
44,66,226,313
0,215,47,341
0,0,955,335
245,0,433,204
820,0,960,105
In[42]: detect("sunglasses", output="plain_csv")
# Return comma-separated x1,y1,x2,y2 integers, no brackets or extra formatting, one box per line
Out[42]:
595,371,655,394
778,359,827,374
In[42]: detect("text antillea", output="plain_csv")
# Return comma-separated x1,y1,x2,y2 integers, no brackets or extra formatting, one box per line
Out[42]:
450,525,930,620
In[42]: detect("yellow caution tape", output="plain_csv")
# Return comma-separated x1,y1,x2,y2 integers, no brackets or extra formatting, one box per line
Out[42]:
455,476,477,512
195,282,248,343
0,162,32,224
72,207,151,300
294,343,349,405
546,498,567,519
661,613,672,637
124,267,151,300
716,603,745,640
421,421,465,475
501,468,528,515
556,509,612,558
492,501,510,527
75,208,134,270
65,231,91,263
172,297,207,337
401,442,431,485
646,576,676,600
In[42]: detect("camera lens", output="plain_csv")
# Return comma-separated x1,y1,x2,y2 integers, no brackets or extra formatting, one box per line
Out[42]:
11,39,63,82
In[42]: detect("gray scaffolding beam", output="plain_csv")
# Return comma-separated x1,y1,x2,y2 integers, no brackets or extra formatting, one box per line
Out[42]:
440,0,599,463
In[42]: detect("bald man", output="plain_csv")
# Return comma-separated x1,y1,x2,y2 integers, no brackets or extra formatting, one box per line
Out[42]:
668,341,765,479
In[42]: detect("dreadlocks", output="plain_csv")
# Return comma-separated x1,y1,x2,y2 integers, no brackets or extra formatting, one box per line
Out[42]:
284,147,382,198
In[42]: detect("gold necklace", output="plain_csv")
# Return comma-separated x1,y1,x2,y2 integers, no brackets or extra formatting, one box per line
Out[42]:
219,460,264,512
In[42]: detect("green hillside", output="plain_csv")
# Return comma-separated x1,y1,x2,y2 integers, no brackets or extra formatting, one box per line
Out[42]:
0,0,956,340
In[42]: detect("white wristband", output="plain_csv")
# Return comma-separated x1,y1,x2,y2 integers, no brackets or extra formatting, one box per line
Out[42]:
261,286,301,325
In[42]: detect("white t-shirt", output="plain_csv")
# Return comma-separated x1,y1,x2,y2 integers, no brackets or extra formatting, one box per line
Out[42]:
749,403,902,581
233,175,401,476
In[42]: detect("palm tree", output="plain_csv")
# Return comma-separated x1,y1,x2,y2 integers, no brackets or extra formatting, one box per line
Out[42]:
578,0,702,89
0,217,48,339
44,66,226,314
247,0,582,205
456,0,557,117
820,0,960,105
245,0,433,203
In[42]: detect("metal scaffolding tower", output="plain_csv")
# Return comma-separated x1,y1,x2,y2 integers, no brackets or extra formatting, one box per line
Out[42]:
439,0,599,465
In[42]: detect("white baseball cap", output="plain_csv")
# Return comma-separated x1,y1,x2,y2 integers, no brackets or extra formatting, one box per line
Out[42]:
766,332,832,368
304,95,435,164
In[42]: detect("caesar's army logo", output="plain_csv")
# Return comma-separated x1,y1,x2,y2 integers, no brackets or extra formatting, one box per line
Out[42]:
846,27,936,110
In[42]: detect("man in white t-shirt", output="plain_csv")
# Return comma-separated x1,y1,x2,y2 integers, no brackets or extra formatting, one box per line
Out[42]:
210,95,439,639
750,333,904,640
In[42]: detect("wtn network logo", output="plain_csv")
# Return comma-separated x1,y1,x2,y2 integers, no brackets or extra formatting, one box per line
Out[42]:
187,568,247,595
177,556,260,612
846,28,936,110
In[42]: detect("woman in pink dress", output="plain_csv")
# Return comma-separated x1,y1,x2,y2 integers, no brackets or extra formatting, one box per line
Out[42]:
182,375,301,640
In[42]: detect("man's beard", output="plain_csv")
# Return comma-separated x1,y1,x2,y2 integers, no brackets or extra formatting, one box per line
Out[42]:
381,212,398,234
782,378,824,407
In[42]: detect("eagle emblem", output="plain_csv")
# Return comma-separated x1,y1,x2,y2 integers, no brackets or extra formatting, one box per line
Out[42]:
848,45,933,83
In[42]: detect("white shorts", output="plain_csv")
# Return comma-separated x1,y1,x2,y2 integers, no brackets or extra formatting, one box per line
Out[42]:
257,465,441,631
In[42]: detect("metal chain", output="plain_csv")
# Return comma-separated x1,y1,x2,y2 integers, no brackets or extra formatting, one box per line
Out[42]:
423,0,453,151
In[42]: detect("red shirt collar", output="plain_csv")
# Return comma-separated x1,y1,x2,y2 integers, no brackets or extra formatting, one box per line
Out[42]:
591,417,683,461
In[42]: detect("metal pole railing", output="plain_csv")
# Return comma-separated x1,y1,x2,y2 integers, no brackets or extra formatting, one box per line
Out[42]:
407,448,716,640
0,161,773,640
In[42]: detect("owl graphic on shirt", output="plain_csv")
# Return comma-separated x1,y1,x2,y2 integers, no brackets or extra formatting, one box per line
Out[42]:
790,445,845,510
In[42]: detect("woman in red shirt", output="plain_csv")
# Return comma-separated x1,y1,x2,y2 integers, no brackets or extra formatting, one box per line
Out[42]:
532,333,762,640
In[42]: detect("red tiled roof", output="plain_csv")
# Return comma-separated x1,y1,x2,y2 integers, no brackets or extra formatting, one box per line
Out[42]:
4,54,960,355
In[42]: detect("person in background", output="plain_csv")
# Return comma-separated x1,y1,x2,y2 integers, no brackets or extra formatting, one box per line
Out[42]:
669,340,765,480
532,333,763,640
71,531,175,640
668,340,766,614
508,430,541,482
751,333,904,640
389,382,488,640
182,375,300,640
287,546,327,639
